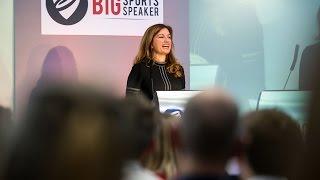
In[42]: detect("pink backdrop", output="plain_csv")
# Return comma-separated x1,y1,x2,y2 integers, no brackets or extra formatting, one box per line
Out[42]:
15,0,189,115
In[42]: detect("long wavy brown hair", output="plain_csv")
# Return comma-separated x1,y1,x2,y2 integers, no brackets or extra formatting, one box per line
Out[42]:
140,114,180,179
134,24,184,78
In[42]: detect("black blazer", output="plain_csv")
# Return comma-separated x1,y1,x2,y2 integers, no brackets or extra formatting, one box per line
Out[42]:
126,58,185,102
299,42,320,90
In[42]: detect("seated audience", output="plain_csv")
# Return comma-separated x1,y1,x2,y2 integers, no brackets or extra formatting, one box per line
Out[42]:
240,109,304,180
177,89,240,180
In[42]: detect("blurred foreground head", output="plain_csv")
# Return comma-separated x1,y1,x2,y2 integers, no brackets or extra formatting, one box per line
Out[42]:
4,85,126,180
141,114,181,179
120,96,159,160
242,109,303,179
181,89,239,165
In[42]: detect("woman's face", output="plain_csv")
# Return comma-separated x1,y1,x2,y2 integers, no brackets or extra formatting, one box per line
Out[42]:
151,28,172,57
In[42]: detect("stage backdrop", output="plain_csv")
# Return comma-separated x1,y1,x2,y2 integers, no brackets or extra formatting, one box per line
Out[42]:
0,0,13,108
15,0,189,115
189,0,320,112
16,0,319,116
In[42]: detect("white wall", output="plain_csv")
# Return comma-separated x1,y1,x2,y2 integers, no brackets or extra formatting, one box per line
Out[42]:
0,0,13,108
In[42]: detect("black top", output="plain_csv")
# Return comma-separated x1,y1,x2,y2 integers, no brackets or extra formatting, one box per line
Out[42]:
299,42,320,90
126,58,185,101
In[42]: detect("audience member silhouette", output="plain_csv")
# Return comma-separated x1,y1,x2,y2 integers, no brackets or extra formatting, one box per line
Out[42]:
240,109,304,180
299,7,320,90
300,17,320,178
177,89,239,180
120,96,160,180
4,85,126,180
141,114,181,180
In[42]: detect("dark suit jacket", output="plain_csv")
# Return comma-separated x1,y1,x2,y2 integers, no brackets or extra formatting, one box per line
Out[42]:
299,42,320,90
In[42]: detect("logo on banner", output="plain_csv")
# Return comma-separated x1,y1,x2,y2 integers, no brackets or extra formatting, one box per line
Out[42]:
46,0,88,25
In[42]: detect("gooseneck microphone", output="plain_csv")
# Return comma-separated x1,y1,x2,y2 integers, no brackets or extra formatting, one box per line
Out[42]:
283,44,300,90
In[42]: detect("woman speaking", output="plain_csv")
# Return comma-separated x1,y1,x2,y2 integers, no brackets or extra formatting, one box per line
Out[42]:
126,24,185,104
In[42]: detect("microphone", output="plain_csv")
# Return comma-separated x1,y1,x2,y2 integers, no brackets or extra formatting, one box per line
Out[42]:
283,44,300,90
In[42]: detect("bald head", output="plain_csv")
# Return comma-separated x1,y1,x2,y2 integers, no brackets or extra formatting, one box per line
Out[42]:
181,89,238,164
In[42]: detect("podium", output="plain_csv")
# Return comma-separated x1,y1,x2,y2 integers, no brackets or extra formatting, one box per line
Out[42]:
156,91,201,114
256,90,311,124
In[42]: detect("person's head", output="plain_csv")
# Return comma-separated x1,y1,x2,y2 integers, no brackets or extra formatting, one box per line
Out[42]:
4,85,125,180
180,89,239,165
151,27,172,59
242,109,303,178
120,96,160,160
141,114,181,179
135,24,184,78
